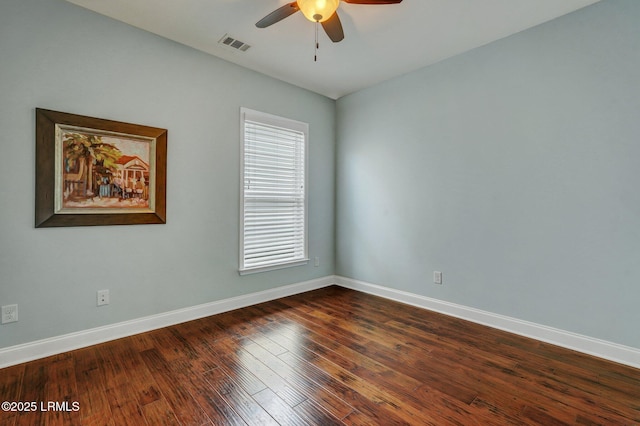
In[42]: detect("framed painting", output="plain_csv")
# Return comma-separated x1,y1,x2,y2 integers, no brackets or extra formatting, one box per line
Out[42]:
35,108,167,227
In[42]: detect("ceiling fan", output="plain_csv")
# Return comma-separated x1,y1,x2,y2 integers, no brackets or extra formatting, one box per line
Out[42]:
256,0,403,43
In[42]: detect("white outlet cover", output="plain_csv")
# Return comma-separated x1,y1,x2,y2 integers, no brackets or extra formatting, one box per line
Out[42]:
97,290,110,306
2,304,18,324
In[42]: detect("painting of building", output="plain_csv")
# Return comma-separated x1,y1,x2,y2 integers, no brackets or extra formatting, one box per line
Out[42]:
59,128,153,211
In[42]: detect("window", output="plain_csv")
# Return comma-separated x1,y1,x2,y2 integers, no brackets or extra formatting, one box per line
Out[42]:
239,108,308,274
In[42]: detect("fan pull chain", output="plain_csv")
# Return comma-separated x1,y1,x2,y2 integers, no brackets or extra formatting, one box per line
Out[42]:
314,21,319,62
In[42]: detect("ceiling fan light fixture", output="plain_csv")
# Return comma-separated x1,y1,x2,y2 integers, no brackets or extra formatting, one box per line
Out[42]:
297,0,340,23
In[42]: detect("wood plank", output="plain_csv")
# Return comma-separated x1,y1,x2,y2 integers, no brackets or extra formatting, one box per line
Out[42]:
138,348,212,425
0,363,24,426
139,398,181,426
74,346,112,423
292,399,346,426
200,337,268,396
203,367,279,425
103,384,147,426
44,353,80,426
252,388,310,426
14,358,48,426
162,353,247,426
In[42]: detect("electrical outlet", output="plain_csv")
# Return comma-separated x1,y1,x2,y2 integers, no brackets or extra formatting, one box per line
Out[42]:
2,304,18,324
314,256,320,267
434,271,443,285
97,290,110,306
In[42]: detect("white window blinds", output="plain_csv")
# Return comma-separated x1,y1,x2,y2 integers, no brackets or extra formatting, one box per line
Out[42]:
240,108,308,274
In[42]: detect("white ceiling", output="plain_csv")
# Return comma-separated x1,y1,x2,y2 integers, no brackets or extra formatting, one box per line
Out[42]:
65,0,599,99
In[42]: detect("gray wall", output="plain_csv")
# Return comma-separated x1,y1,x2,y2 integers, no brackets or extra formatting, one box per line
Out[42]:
0,0,335,348
336,0,640,349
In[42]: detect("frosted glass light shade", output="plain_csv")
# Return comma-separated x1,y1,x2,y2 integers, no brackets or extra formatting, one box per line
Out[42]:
297,0,340,23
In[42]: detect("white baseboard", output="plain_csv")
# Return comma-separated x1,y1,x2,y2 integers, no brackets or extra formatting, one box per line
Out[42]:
0,276,334,369
335,275,640,370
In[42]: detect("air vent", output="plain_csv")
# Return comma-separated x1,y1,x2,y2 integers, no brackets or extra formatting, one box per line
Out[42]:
218,34,251,52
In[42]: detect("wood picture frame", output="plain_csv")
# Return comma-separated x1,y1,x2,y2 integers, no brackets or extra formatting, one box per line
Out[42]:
35,108,167,227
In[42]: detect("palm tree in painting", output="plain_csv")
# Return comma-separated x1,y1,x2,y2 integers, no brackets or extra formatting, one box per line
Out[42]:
63,133,123,198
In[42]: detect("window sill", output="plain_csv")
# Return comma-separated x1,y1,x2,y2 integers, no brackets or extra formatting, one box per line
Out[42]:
239,259,309,275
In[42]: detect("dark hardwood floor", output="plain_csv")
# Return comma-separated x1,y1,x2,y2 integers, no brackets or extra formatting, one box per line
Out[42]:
1,285,639,425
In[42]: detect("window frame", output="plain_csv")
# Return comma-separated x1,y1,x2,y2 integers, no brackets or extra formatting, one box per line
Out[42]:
239,107,309,275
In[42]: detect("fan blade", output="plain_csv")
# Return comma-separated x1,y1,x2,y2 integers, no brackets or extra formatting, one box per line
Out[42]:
343,0,402,3
256,2,300,28
321,12,344,42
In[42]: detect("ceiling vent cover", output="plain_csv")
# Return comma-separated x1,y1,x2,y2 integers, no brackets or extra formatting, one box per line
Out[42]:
218,34,251,52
